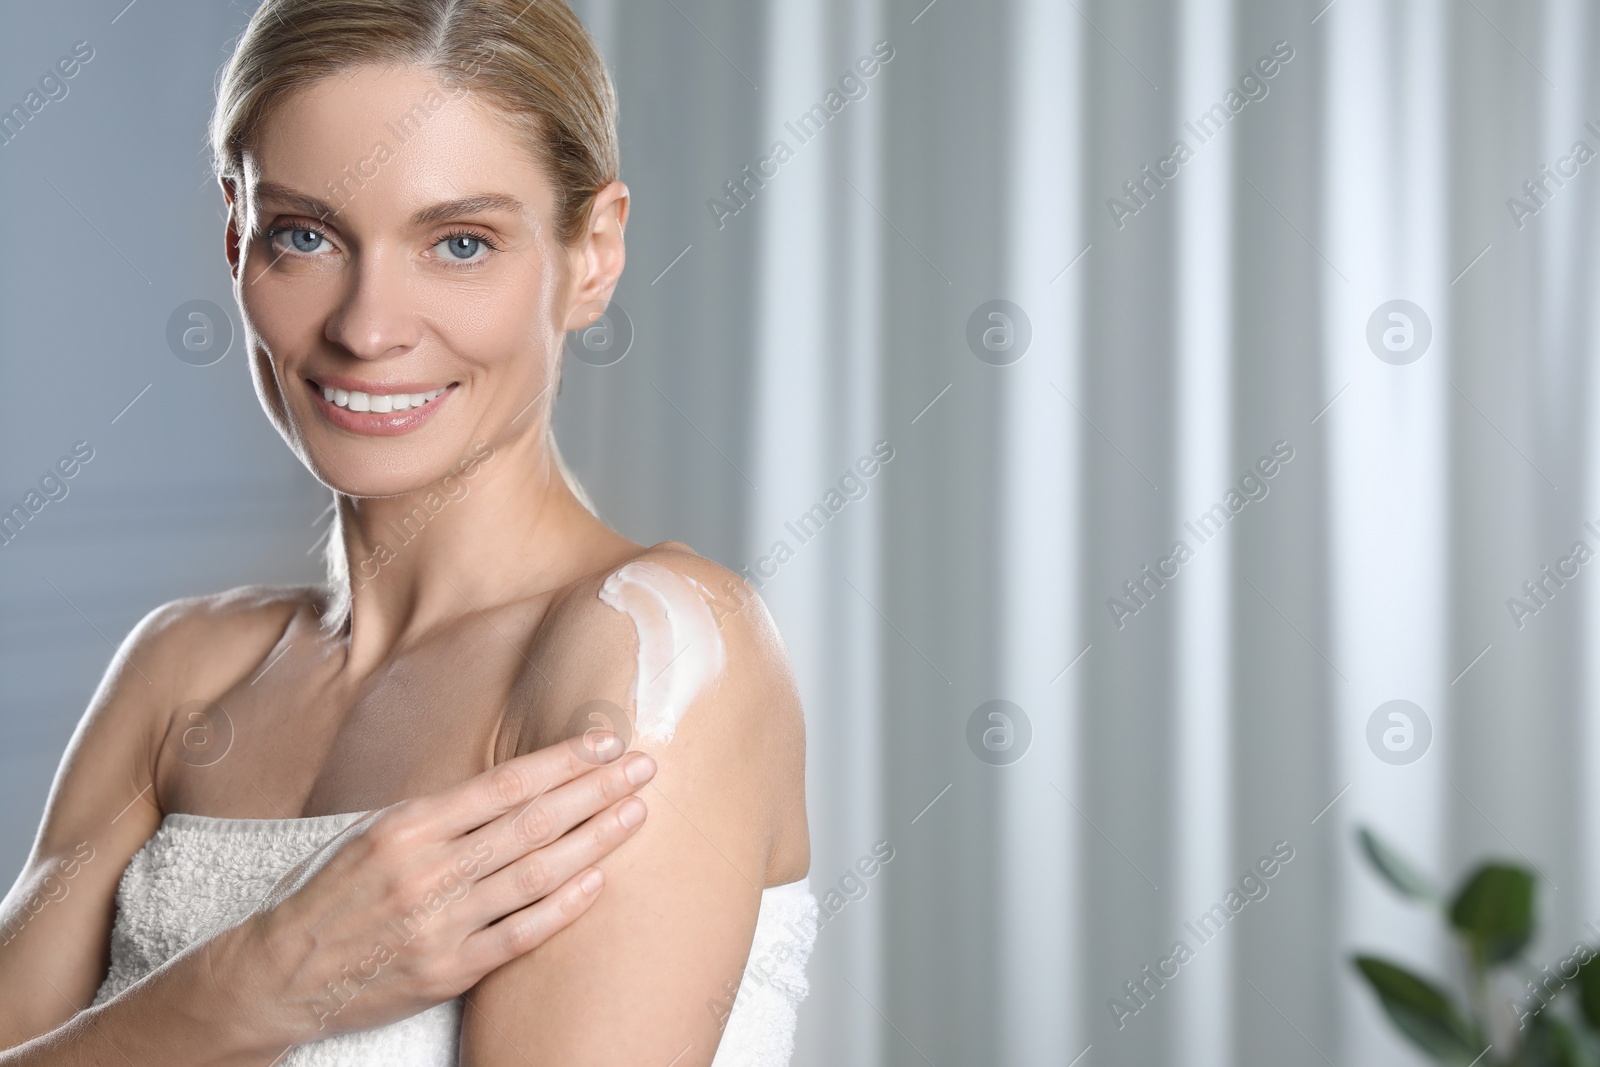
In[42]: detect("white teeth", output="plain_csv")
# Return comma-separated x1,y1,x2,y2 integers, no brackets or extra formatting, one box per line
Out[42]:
319,384,447,413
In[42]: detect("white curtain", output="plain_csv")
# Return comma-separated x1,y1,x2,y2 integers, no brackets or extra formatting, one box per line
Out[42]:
563,1,1600,1065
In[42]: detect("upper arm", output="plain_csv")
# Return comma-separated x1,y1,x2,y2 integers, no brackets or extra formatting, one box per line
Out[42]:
463,551,806,1067
0,596,189,1045
0,586,300,1047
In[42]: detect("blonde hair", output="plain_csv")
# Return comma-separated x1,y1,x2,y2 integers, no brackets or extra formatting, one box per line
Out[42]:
213,0,617,629
211,0,619,245
548,424,599,515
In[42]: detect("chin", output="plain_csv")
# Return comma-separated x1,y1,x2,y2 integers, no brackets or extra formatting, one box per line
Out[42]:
299,431,498,501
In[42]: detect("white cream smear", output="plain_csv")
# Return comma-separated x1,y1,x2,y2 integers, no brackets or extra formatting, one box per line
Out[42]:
597,560,727,744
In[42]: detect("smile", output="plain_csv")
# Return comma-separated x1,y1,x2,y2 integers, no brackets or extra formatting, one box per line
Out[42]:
304,377,459,436
320,384,448,412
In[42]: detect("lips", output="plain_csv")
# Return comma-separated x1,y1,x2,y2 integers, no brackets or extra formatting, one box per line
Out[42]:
304,376,459,437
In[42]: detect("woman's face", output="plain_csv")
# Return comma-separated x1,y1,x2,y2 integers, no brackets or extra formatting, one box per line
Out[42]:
225,64,619,496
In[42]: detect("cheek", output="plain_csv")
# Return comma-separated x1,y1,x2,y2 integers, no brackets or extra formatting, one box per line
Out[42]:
435,291,530,343
235,282,338,438
429,279,558,366
237,253,565,386
240,279,337,363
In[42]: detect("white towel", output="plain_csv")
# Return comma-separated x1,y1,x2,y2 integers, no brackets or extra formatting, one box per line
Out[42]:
91,810,817,1066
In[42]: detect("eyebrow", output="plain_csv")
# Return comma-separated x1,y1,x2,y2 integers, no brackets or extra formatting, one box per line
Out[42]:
252,181,528,228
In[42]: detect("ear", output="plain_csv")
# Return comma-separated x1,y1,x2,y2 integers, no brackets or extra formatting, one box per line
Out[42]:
561,180,629,333
221,177,242,281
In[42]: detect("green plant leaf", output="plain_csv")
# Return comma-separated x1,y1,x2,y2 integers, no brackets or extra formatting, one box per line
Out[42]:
1358,826,1440,902
1448,864,1536,965
1524,1013,1600,1067
1577,953,1600,1031
1352,955,1485,1063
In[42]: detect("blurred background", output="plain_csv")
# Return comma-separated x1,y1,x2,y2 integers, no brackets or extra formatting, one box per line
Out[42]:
2,0,1596,1064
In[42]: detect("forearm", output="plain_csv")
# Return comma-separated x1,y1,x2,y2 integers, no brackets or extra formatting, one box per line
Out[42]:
0,920,298,1067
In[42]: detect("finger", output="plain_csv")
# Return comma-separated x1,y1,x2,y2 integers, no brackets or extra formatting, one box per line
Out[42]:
422,730,628,837
457,865,607,976
464,794,646,928
464,751,655,880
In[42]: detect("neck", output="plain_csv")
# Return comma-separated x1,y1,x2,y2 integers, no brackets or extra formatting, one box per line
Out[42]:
327,430,623,674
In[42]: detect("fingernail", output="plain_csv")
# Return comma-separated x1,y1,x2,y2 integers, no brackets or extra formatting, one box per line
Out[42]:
624,753,656,785
580,869,604,893
618,797,647,828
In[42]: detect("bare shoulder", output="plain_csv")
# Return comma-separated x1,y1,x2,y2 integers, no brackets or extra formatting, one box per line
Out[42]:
70,582,319,759
71,583,303,740
33,580,328,851
68,582,323,809
508,541,800,752
461,544,809,1062
0,581,329,1023
497,540,808,876
144,582,323,694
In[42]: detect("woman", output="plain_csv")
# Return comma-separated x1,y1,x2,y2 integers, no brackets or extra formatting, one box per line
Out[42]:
0,1,814,1064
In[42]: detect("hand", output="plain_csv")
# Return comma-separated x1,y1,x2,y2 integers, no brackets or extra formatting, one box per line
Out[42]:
207,730,655,1051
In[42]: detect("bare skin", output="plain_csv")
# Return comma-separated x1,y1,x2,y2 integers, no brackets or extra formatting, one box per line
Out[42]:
0,588,659,1065
0,63,807,1066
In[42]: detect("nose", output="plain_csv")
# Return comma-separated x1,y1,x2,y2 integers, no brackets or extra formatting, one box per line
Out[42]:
323,246,422,360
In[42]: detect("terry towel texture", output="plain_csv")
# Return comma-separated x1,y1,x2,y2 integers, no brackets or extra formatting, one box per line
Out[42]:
90,810,817,1066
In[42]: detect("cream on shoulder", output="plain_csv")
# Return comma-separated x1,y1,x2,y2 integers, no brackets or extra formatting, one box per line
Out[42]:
596,559,726,744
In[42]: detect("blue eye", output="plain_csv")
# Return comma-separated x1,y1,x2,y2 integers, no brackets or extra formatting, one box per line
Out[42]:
268,227,331,255
261,224,493,263
435,233,492,262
